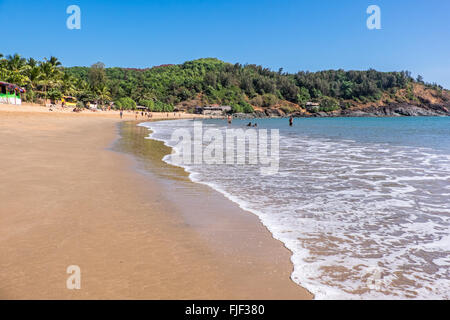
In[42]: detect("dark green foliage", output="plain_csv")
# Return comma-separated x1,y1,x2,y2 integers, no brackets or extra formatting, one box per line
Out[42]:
47,88,62,101
319,96,340,112
1,53,420,110
63,59,414,109
114,97,136,110
140,99,154,110
152,101,174,112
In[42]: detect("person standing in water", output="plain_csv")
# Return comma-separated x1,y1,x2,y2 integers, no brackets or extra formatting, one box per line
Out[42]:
289,115,294,127
227,115,232,124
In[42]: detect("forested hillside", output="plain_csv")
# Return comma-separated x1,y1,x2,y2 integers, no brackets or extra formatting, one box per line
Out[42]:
2,54,449,116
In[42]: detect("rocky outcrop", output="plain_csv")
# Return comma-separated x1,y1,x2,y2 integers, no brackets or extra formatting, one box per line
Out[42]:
306,102,450,118
343,102,449,117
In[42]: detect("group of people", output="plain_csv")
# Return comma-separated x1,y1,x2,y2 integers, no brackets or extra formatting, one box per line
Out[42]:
119,110,184,120
119,110,153,120
226,115,295,127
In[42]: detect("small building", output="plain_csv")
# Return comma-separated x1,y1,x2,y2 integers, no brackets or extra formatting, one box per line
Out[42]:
0,82,26,105
305,101,320,111
195,105,232,116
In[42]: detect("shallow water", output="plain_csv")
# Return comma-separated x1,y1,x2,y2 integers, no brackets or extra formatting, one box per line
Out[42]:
140,117,450,299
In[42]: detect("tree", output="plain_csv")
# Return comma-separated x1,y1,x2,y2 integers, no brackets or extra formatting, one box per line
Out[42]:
115,97,136,110
340,81,354,99
416,75,424,84
297,87,311,105
48,56,62,67
95,84,111,106
140,99,154,110
319,96,340,112
61,72,77,96
88,62,107,92
38,59,62,105
4,53,30,87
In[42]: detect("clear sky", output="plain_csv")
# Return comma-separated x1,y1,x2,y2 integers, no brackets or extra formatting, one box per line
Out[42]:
1,0,449,88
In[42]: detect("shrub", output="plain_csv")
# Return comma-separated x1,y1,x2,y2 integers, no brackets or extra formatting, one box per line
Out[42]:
231,104,243,113
115,97,136,110
250,95,263,107
280,105,295,114
319,96,340,112
140,99,154,110
151,100,174,112
48,89,62,102
261,93,278,107
241,101,254,113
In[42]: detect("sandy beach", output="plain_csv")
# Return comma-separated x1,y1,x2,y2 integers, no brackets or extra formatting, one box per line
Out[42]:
0,104,312,300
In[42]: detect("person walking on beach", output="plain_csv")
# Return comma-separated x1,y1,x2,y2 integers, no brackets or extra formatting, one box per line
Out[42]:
120,110,123,119
289,115,294,127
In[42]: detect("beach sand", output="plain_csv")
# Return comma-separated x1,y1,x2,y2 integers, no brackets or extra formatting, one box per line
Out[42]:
0,104,312,299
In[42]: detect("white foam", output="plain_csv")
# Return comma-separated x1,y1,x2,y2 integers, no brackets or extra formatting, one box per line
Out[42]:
139,120,450,300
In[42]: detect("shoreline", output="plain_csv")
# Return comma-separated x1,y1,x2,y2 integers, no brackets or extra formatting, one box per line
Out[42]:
0,105,312,299
114,121,313,299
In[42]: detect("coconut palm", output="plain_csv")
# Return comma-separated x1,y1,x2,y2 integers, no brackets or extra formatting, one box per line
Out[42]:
4,53,30,86
38,60,62,105
0,53,6,79
26,58,42,89
61,72,78,96
95,84,111,106
48,56,62,67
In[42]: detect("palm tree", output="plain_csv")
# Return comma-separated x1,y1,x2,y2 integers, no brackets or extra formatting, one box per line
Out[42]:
27,63,42,89
48,56,62,67
7,53,27,70
0,53,5,79
5,53,30,86
76,78,90,92
61,72,77,96
38,60,62,105
95,84,111,106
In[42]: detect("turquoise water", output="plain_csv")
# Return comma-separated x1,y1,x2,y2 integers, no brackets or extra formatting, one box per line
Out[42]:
141,117,450,299
225,117,450,153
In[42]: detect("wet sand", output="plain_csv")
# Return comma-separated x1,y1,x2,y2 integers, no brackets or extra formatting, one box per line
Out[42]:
0,107,312,299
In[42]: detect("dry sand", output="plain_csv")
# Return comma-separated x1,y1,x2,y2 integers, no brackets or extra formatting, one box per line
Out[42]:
0,104,312,299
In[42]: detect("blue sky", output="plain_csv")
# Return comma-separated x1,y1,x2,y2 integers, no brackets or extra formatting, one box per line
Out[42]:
1,0,449,88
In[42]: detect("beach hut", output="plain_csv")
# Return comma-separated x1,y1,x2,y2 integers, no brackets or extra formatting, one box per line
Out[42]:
0,82,26,105
195,105,231,115
61,96,77,107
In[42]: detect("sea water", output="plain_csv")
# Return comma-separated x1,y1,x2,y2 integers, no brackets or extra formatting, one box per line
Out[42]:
140,117,450,299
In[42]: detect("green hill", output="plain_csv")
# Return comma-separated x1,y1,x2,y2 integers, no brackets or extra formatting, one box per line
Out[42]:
2,53,449,116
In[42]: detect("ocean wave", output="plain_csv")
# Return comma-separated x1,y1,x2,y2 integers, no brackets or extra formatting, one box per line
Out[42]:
139,119,450,299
